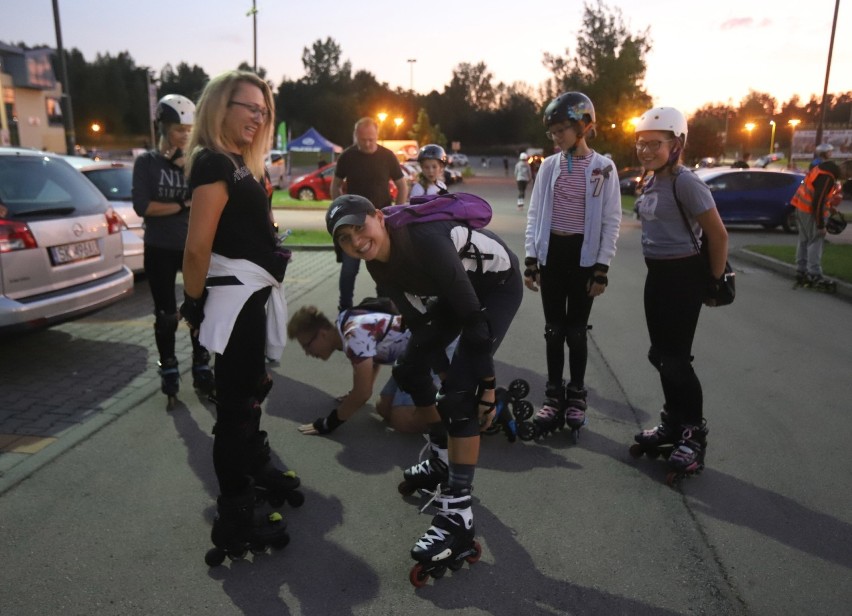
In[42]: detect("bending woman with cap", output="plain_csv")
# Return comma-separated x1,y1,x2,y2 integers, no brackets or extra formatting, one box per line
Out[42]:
326,192,522,583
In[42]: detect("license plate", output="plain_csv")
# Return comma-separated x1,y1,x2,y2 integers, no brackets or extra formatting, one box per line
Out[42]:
50,239,101,265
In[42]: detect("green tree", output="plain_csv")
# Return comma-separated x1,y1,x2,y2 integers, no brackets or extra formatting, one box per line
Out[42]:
408,108,446,147
542,0,653,163
158,62,209,101
300,37,351,86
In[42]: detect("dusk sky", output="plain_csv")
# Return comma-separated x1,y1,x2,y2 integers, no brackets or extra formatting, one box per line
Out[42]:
2,0,850,116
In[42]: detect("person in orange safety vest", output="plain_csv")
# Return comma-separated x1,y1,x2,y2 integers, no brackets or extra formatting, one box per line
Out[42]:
791,158,842,287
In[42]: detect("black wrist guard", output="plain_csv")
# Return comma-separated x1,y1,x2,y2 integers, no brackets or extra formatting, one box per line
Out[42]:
592,274,608,286
179,289,208,330
313,408,345,435
523,256,540,281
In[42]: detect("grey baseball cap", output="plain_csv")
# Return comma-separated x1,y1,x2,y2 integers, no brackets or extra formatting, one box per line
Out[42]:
325,194,377,236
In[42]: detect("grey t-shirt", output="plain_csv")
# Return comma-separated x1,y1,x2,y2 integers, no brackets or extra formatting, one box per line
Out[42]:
636,167,715,258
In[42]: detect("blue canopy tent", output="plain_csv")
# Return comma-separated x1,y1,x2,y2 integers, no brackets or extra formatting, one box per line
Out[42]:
287,127,342,154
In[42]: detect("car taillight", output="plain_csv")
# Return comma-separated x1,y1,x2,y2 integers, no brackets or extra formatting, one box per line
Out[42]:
0,219,38,253
105,207,123,234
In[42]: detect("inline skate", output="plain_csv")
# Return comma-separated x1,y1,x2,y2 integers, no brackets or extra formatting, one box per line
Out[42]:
484,378,534,442
665,421,708,487
249,430,305,508
629,409,679,461
398,436,448,497
564,384,589,443
409,486,482,587
191,349,216,397
204,483,290,567
158,357,180,409
521,381,565,440
794,273,838,293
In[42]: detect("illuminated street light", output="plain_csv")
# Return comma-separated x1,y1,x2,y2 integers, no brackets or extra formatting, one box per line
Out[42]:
769,120,776,154
744,122,756,151
393,117,403,133
788,119,801,168
377,112,388,143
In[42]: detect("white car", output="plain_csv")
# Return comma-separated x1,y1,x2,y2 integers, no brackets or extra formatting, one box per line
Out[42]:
61,156,145,273
0,147,134,335
265,150,286,189
448,153,469,168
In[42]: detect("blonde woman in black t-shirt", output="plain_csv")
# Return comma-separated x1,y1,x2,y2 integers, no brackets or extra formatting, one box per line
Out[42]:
182,71,298,565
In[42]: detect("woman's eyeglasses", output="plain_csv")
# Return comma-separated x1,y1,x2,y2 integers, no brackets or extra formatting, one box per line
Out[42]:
229,100,270,121
635,139,673,153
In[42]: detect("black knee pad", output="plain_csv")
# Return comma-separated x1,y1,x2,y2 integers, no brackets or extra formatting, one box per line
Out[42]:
437,389,479,438
392,361,437,407
565,325,588,350
657,354,695,384
544,323,565,345
213,398,262,438
154,311,179,336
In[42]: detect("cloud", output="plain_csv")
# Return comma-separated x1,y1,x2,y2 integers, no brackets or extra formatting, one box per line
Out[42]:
721,16,772,30
721,17,754,30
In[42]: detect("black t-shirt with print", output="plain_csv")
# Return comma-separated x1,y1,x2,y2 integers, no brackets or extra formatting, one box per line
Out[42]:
189,149,277,274
131,151,191,250
334,145,403,209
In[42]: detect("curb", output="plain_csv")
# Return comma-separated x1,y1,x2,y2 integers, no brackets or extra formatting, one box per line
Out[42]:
734,247,852,302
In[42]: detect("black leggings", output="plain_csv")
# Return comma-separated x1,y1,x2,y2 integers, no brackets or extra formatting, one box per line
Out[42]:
213,287,271,496
643,256,704,425
538,234,594,387
145,244,205,361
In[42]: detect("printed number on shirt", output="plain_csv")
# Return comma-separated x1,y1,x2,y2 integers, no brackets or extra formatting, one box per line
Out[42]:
590,174,605,197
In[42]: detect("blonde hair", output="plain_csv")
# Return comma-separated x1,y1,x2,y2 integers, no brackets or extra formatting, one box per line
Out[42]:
186,70,274,180
287,305,334,340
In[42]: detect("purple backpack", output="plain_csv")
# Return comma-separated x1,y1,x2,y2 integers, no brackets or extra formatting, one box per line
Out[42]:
383,193,492,230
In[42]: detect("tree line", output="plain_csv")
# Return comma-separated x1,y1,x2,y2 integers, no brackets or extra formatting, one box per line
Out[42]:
22,0,850,164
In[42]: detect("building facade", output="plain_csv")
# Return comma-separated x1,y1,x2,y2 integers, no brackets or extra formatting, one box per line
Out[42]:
0,42,66,153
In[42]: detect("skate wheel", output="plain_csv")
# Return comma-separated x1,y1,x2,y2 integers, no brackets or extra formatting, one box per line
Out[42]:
398,480,416,497
465,541,483,564
204,547,226,567
409,563,430,588
571,429,580,444
509,378,530,399
228,548,247,561
267,494,286,508
628,444,644,459
287,490,305,508
516,421,536,442
250,544,268,555
513,400,534,421
665,471,680,487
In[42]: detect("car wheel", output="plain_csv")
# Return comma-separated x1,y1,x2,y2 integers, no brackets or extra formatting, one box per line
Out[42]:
297,187,316,201
782,209,798,234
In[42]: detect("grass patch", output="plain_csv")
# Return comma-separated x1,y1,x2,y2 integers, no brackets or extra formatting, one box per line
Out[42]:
283,229,332,245
746,243,852,282
621,194,636,215
271,190,329,210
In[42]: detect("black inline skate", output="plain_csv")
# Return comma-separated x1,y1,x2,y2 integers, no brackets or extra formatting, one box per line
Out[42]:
398,437,448,497
158,357,180,409
522,381,565,440
409,486,482,587
484,378,534,442
629,409,679,461
564,384,589,443
665,421,708,487
191,349,216,397
794,273,838,293
249,430,305,508
204,482,290,567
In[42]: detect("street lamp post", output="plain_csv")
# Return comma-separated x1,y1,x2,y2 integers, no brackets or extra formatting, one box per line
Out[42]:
407,59,416,91
744,122,755,154
788,119,801,168
377,112,388,144
769,120,776,155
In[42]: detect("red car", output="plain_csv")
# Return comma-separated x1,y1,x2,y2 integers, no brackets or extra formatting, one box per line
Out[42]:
288,162,398,201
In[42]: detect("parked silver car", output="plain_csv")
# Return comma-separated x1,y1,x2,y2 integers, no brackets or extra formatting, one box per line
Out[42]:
0,147,134,335
61,156,144,273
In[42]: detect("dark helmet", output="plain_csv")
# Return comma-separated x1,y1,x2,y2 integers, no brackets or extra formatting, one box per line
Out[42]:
543,92,595,127
826,210,847,235
417,144,447,165
155,94,195,126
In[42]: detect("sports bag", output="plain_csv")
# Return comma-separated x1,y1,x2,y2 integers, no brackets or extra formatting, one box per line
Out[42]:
673,172,736,307
382,193,492,230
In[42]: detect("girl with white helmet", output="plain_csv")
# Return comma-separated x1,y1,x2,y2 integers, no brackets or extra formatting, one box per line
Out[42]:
410,144,449,198
629,106,729,483
523,91,622,443
132,94,215,405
